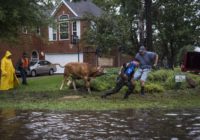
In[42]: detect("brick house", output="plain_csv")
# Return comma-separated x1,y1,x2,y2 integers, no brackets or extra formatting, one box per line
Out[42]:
0,0,102,73
0,0,132,73
42,0,103,73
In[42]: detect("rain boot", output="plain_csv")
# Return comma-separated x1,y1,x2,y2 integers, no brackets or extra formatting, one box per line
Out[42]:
124,83,135,99
123,92,131,99
141,86,145,96
101,89,115,99
101,94,107,99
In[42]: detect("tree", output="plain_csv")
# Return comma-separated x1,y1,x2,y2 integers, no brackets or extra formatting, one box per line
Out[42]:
152,0,200,68
84,13,132,55
84,0,142,56
0,0,53,41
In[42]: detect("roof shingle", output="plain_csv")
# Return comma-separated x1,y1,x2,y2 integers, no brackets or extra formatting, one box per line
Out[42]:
64,0,102,17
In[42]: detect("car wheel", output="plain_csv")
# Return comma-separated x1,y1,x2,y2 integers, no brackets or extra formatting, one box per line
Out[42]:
49,69,54,75
31,70,36,77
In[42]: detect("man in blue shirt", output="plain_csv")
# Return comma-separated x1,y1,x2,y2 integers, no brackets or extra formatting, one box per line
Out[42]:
134,46,158,95
101,60,139,99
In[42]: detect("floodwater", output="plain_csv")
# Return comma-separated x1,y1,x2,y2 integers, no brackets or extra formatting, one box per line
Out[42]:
0,109,200,140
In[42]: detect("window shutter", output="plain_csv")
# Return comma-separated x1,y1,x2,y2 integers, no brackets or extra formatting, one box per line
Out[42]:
77,21,81,39
48,27,53,41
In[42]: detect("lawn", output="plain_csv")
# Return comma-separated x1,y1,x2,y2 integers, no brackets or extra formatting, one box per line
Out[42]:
0,68,200,111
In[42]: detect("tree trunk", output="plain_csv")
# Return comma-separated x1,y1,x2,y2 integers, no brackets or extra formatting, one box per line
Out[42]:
168,42,175,70
139,0,145,46
145,0,153,51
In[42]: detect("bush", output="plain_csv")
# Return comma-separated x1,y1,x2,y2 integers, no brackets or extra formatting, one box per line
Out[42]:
145,83,164,93
91,67,119,91
148,69,174,82
92,67,166,93
87,67,200,93
164,75,176,89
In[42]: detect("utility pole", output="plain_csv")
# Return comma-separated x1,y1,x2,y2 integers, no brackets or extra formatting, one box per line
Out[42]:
71,35,80,62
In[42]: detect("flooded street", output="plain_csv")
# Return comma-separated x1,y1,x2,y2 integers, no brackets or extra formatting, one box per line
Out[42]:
0,108,200,140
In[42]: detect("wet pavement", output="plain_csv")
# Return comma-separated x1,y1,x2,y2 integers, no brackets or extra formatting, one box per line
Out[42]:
0,108,200,140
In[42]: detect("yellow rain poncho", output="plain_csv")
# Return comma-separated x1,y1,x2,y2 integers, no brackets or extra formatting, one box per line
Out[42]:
0,51,19,90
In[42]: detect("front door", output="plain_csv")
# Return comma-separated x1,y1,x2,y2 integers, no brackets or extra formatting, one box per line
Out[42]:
31,51,39,61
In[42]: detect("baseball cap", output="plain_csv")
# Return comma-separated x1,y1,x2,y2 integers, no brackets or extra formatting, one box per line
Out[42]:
139,46,146,52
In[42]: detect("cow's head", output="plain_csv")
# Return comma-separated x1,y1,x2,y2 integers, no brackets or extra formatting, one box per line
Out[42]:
90,66,105,77
97,66,106,75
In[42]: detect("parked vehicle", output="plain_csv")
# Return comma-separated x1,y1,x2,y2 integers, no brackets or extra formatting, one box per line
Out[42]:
16,60,57,77
181,51,200,73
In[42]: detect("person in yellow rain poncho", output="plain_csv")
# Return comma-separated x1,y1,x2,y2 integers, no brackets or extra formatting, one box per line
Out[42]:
0,51,19,90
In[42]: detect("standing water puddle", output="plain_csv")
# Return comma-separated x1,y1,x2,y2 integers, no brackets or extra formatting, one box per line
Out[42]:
0,108,200,139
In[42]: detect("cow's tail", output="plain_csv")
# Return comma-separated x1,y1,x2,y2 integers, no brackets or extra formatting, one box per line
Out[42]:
52,63,65,68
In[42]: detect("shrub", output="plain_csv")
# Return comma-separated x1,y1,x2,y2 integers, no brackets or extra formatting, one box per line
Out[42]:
164,75,176,89
91,67,200,92
148,69,174,82
145,83,164,93
91,67,119,91
164,72,198,90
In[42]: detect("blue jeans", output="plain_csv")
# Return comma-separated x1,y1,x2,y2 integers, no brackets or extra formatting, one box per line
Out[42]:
19,68,27,84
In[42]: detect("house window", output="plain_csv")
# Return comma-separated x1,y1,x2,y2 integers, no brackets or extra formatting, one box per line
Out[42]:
72,21,77,36
48,26,57,41
36,27,40,35
53,28,57,40
59,15,69,40
90,21,96,31
22,26,28,34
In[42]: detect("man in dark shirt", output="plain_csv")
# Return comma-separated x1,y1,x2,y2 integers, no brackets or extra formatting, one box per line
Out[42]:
133,46,158,95
17,52,30,85
101,60,139,99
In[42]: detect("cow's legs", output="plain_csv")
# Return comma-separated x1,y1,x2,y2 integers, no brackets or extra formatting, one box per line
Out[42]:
60,77,67,90
60,80,64,90
72,79,77,91
87,87,91,94
60,73,71,90
84,77,91,93
67,80,72,86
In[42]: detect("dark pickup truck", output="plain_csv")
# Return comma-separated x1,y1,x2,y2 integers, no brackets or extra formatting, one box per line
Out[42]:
181,51,200,73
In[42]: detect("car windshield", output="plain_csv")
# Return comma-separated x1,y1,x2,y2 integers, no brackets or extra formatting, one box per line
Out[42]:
30,61,37,66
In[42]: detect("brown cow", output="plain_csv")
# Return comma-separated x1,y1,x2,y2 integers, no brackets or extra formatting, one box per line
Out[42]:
58,62,104,93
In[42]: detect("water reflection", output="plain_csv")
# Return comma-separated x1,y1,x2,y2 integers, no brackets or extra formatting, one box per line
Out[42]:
0,109,200,139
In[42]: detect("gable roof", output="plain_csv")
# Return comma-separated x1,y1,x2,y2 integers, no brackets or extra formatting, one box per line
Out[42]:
51,0,102,18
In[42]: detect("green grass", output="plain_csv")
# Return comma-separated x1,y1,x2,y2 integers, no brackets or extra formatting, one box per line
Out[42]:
17,75,63,92
0,69,200,111
1,89,200,111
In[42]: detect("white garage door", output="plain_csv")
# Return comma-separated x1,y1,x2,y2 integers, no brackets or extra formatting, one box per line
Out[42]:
45,53,83,73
